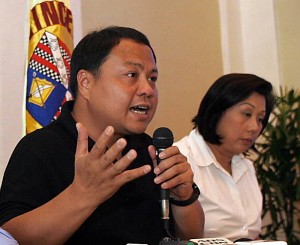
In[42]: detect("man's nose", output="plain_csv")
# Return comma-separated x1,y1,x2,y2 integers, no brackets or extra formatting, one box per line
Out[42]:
137,78,155,98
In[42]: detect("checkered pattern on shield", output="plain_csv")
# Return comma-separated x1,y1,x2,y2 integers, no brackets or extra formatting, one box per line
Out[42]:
26,0,73,133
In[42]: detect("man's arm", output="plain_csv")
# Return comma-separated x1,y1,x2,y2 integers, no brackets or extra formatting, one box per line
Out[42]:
149,145,204,239
171,194,204,239
2,124,151,245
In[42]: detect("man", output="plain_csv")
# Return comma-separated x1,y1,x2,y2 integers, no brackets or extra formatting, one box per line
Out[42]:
0,26,204,245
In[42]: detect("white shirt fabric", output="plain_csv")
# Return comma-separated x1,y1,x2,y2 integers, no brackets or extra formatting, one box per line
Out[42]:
174,129,262,241
0,228,19,245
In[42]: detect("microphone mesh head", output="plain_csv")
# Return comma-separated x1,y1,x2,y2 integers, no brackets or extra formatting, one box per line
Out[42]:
153,127,174,148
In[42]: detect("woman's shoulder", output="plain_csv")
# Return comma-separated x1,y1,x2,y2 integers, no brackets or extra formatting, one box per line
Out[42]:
175,129,203,146
173,134,190,156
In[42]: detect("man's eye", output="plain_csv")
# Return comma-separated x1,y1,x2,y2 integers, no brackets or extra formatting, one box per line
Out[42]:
128,72,138,78
148,76,157,82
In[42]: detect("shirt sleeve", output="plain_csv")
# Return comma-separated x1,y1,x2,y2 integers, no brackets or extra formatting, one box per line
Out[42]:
0,133,66,225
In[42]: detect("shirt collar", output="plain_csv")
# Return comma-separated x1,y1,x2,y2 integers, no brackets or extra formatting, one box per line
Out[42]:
189,129,217,167
189,129,248,180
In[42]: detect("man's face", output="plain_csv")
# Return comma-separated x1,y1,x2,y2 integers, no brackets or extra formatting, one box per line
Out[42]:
85,39,158,138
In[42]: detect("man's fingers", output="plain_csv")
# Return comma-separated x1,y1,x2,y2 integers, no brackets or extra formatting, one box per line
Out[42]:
90,126,115,157
118,165,152,183
107,149,136,177
76,124,151,187
148,145,157,168
102,138,127,166
75,123,89,158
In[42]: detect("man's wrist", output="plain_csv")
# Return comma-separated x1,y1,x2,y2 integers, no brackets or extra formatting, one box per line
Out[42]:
170,183,200,207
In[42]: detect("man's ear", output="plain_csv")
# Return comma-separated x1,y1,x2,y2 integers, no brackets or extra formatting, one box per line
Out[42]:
77,69,90,99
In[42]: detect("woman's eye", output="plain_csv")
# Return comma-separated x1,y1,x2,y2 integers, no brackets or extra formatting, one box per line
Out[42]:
243,112,251,117
258,117,264,123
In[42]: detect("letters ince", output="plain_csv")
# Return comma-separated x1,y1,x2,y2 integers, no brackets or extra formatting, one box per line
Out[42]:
30,1,73,39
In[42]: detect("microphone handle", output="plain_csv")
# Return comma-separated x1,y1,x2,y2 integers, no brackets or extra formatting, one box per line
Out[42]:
157,148,170,220
157,147,170,199
161,189,170,220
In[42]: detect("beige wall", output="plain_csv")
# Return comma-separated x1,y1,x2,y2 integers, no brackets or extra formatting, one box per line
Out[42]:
275,0,300,89
219,0,281,92
80,0,224,141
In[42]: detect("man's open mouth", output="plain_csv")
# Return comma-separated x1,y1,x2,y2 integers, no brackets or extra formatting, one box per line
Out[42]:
130,105,149,115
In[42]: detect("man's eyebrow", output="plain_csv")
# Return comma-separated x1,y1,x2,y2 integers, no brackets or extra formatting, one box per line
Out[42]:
126,61,143,68
125,61,158,73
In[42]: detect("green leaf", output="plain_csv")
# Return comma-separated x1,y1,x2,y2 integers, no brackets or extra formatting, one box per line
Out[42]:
253,87,300,244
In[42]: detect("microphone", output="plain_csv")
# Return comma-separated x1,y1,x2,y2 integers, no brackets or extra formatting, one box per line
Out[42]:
153,127,174,239
153,128,197,245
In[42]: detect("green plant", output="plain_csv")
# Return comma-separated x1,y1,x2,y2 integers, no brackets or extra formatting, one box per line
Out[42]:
254,87,300,245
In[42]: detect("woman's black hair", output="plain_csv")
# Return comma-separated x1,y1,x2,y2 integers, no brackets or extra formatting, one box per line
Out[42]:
192,73,275,145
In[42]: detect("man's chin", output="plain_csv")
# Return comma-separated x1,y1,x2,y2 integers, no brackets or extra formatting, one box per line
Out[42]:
125,124,149,135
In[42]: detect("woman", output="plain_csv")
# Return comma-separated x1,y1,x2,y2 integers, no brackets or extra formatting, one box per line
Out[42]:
174,73,275,241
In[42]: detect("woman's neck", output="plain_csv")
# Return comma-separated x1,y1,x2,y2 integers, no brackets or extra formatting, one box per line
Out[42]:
207,143,232,175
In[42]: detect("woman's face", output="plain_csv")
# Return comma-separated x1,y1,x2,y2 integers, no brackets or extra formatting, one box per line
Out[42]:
216,92,266,156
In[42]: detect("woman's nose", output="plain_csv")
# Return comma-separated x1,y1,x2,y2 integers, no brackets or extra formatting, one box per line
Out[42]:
248,117,261,133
